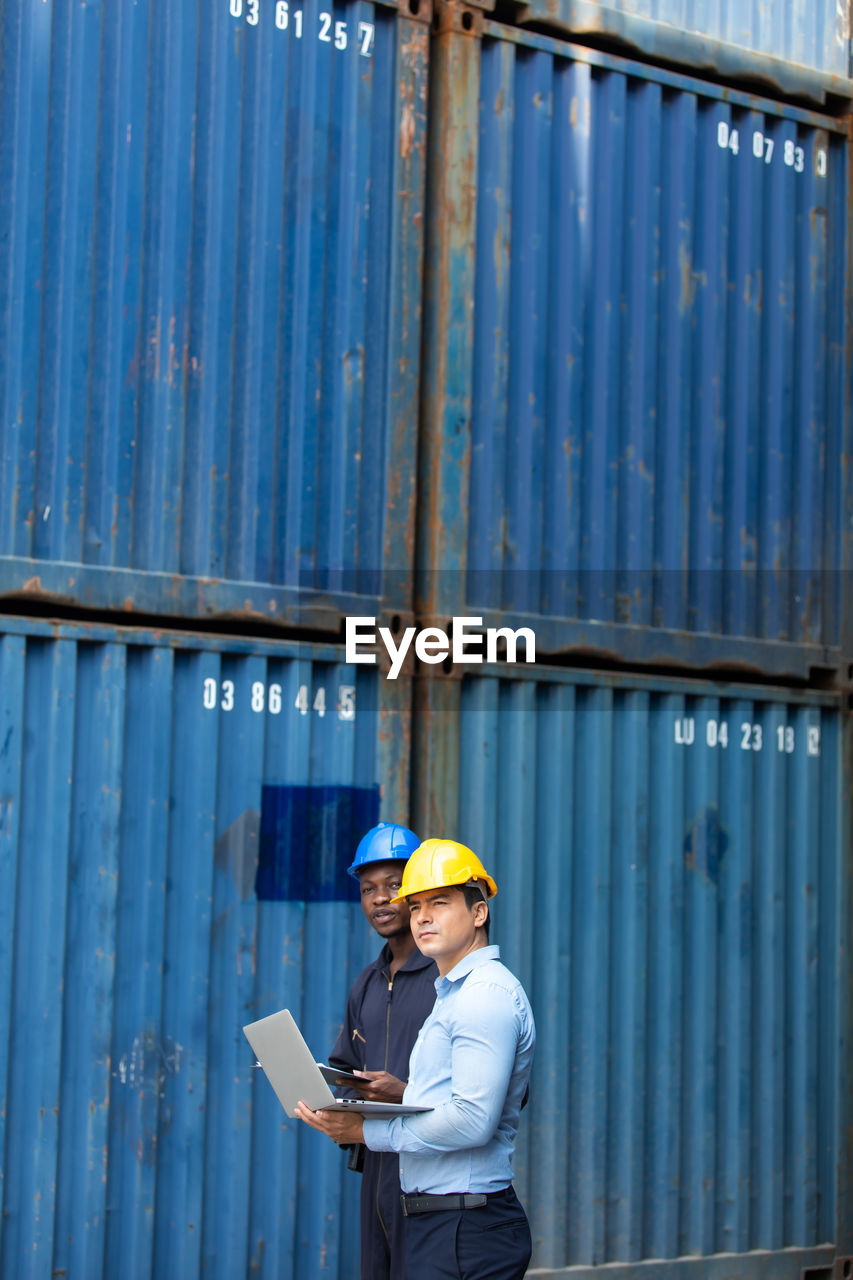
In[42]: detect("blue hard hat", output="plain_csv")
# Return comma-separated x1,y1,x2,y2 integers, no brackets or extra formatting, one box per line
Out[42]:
347,822,421,879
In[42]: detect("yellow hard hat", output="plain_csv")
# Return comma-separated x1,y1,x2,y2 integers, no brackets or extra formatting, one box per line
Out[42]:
390,838,498,903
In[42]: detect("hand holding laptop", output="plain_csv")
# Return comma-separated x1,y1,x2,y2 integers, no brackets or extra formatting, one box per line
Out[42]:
295,1098,366,1146
243,1009,433,1121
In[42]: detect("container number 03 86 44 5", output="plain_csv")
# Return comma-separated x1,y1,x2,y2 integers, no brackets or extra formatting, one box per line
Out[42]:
203,678,356,721
229,0,376,56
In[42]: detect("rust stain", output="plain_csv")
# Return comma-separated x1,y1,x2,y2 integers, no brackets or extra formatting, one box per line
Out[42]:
743,269,763,312
678,241,705,314
399,82,416,160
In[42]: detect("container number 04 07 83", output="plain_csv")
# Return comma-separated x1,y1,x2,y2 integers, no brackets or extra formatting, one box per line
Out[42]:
229,0,376,55
717,120,827,175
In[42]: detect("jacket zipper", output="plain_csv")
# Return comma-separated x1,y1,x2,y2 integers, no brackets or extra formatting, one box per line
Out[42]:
375,970,395,1244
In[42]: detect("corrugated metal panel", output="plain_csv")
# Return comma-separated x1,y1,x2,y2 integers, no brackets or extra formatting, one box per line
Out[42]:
506,0,853,103
454,664,842,1274
0,616,409,1280
0,0,428,625
463,26,847,668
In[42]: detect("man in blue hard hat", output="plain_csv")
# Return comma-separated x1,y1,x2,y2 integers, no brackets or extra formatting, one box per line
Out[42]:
328,822,438,1280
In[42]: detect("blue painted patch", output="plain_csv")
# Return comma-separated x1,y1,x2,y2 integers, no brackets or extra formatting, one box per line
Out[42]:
256,785,380,902
683,805,730,886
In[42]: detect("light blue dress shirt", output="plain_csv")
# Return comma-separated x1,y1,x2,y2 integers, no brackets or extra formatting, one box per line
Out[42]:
361,944,535,1194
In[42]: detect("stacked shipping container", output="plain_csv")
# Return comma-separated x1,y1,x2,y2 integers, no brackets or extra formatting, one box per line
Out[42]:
419,9,850,676
0,618,409,1280
415,6,853,1279
0,0,428,625
458,667,843,1273
0,0,850,1277
502,0,853,105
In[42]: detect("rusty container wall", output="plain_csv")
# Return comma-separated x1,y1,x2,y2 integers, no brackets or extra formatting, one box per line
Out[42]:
451,662,845,1279
0,0,428,628
0,615,412,1280
503,0,853,105
421,11,850,680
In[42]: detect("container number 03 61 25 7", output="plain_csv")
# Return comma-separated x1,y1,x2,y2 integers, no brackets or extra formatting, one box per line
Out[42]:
229,0,376,56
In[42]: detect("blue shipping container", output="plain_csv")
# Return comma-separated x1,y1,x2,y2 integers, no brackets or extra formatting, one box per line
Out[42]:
420,18,849,676
454,664,845,1277
503,0,853,104
0,615,412,1280
0,0,428,625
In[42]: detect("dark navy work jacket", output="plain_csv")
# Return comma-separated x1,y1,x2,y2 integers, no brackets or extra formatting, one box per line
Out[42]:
329,943,437,1083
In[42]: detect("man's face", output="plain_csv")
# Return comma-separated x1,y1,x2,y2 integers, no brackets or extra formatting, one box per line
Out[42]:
407,886,486,972
358,861,409,938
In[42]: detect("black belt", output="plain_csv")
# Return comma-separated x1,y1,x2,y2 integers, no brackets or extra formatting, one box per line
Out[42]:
401,1189,509,1215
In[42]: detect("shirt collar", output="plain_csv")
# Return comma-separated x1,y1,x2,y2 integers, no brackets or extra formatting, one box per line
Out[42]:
437,944,501,990
376,942,437,974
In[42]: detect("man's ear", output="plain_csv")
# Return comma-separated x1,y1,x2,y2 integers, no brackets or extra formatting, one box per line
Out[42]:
473,900,489,930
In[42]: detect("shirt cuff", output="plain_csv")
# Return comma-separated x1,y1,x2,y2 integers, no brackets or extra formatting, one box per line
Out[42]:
361,1118,395,1152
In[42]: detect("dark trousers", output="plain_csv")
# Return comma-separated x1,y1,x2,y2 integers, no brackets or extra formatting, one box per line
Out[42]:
403,1186,532,1280
361,1149,408,1280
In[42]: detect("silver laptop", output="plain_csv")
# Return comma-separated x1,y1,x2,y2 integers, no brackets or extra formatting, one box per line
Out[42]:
243,1008,432,1120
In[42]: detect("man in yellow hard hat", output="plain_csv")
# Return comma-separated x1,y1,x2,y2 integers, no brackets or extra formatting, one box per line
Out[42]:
296,838,535,1280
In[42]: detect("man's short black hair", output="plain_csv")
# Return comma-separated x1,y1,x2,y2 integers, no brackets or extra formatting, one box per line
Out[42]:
460,884,490,940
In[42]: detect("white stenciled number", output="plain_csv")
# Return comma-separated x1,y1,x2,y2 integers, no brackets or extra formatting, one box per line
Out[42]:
203,678,217,710
706,720,728,748
817,148,827,176
334,20,347,48
313,687,327,717
740,722,762,751
221,680,235,712
784,140,805,172
269,683,282,714
338,685,356,721
717,121,739,155
230,0,243,15
295,684,309,715
251,682,265,712
319,11,332,39
776,725,795,754
752,131,773,164
276,0,288,26
358,20,374,55
807,726,821,757
293,9,303,36
246,0,259,23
